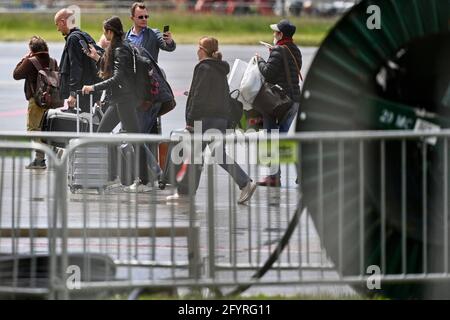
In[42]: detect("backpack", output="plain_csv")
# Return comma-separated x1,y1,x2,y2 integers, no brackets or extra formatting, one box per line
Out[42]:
130,45,160,109
69,31,104,84
29,57,64,109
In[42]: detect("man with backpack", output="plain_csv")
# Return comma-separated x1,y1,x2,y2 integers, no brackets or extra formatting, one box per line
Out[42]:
13,36,59,169
54,8,101,112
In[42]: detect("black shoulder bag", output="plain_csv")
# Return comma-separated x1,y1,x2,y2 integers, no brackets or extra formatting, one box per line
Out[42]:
252,46,293,123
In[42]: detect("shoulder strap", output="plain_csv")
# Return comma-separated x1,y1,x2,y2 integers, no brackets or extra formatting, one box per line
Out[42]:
69,30,86,42
28,57,44,95
69,30,97,48
67,30,81,43
282,45,303,81
49,58,57,71
29,56,43,71
280,46,294,96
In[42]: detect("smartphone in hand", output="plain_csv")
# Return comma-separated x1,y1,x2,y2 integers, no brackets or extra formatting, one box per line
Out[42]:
163,25,170,33
79,39,91,54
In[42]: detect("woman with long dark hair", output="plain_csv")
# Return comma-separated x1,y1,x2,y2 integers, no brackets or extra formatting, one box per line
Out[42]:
81,16,139,133
82,16,161,189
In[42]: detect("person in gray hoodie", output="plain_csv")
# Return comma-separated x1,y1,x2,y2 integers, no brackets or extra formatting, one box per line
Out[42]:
166,36,256,204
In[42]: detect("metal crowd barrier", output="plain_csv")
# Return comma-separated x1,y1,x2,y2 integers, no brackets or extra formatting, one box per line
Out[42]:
0,130,450,299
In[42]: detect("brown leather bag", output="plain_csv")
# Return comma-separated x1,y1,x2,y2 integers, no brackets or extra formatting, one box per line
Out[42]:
29,57,64,109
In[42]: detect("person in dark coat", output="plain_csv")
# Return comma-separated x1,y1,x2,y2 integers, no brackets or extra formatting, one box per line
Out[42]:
81,17,139,133
256,19,302,187
81,16,162,190
166,37,257,204
13,36,58,169
54,8,101,112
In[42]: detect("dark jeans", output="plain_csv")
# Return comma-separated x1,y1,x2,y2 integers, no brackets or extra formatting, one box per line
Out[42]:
97,98,139,133
98,97,159,183
178,117,251,195
263,102,299,178
137,103,161,134
136,103,163,184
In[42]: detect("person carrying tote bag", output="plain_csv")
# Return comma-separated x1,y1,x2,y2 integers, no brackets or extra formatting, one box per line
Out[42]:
253,46,295,123
255,19,302,187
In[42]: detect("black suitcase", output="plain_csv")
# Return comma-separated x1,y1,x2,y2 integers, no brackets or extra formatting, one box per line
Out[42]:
110,138,160,187
41,109,100,148
118,142,136,186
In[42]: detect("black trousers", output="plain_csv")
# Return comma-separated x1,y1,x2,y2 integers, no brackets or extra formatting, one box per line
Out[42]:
98,97,157,184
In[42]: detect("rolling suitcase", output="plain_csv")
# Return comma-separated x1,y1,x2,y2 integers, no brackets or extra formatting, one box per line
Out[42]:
118,142,136,186
68,92,109,193
41,109,100,148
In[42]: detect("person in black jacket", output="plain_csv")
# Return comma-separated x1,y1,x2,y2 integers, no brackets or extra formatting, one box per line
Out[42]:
256,19,302,187
54,8,101,112
82,16,162,189
81,16,139,133
166,37,257,204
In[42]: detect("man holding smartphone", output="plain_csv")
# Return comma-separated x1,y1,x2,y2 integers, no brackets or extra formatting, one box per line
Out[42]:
126,2,176,63
123,2,176,191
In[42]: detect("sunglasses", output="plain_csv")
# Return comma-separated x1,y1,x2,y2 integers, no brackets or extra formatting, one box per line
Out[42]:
136,15,149,20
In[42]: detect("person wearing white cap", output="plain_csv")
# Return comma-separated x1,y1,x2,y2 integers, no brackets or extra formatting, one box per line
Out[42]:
255,19,302,187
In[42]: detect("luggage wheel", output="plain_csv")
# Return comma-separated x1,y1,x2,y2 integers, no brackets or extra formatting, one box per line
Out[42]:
69,186,77,194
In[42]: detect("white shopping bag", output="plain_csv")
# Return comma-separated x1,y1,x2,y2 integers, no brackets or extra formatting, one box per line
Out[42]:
228,59,248,93
239,56,263,111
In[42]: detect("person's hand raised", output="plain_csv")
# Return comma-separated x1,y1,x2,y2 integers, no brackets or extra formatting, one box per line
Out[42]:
163,31,173,45
83,44,101,62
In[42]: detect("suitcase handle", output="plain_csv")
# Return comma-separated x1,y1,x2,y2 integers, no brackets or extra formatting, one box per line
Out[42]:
76,90,95,134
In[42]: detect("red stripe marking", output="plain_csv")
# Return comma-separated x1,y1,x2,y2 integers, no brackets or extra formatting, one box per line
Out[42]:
0,108,27,117
0,89,185,118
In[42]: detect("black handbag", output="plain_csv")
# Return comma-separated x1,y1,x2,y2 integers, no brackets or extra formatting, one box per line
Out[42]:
253,82,292,121
228,89,244,129
252,46,294,122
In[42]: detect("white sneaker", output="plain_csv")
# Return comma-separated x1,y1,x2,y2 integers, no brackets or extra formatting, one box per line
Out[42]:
166,193,189,202
124,180,151,193
105,177,122,191
238,181,257,204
